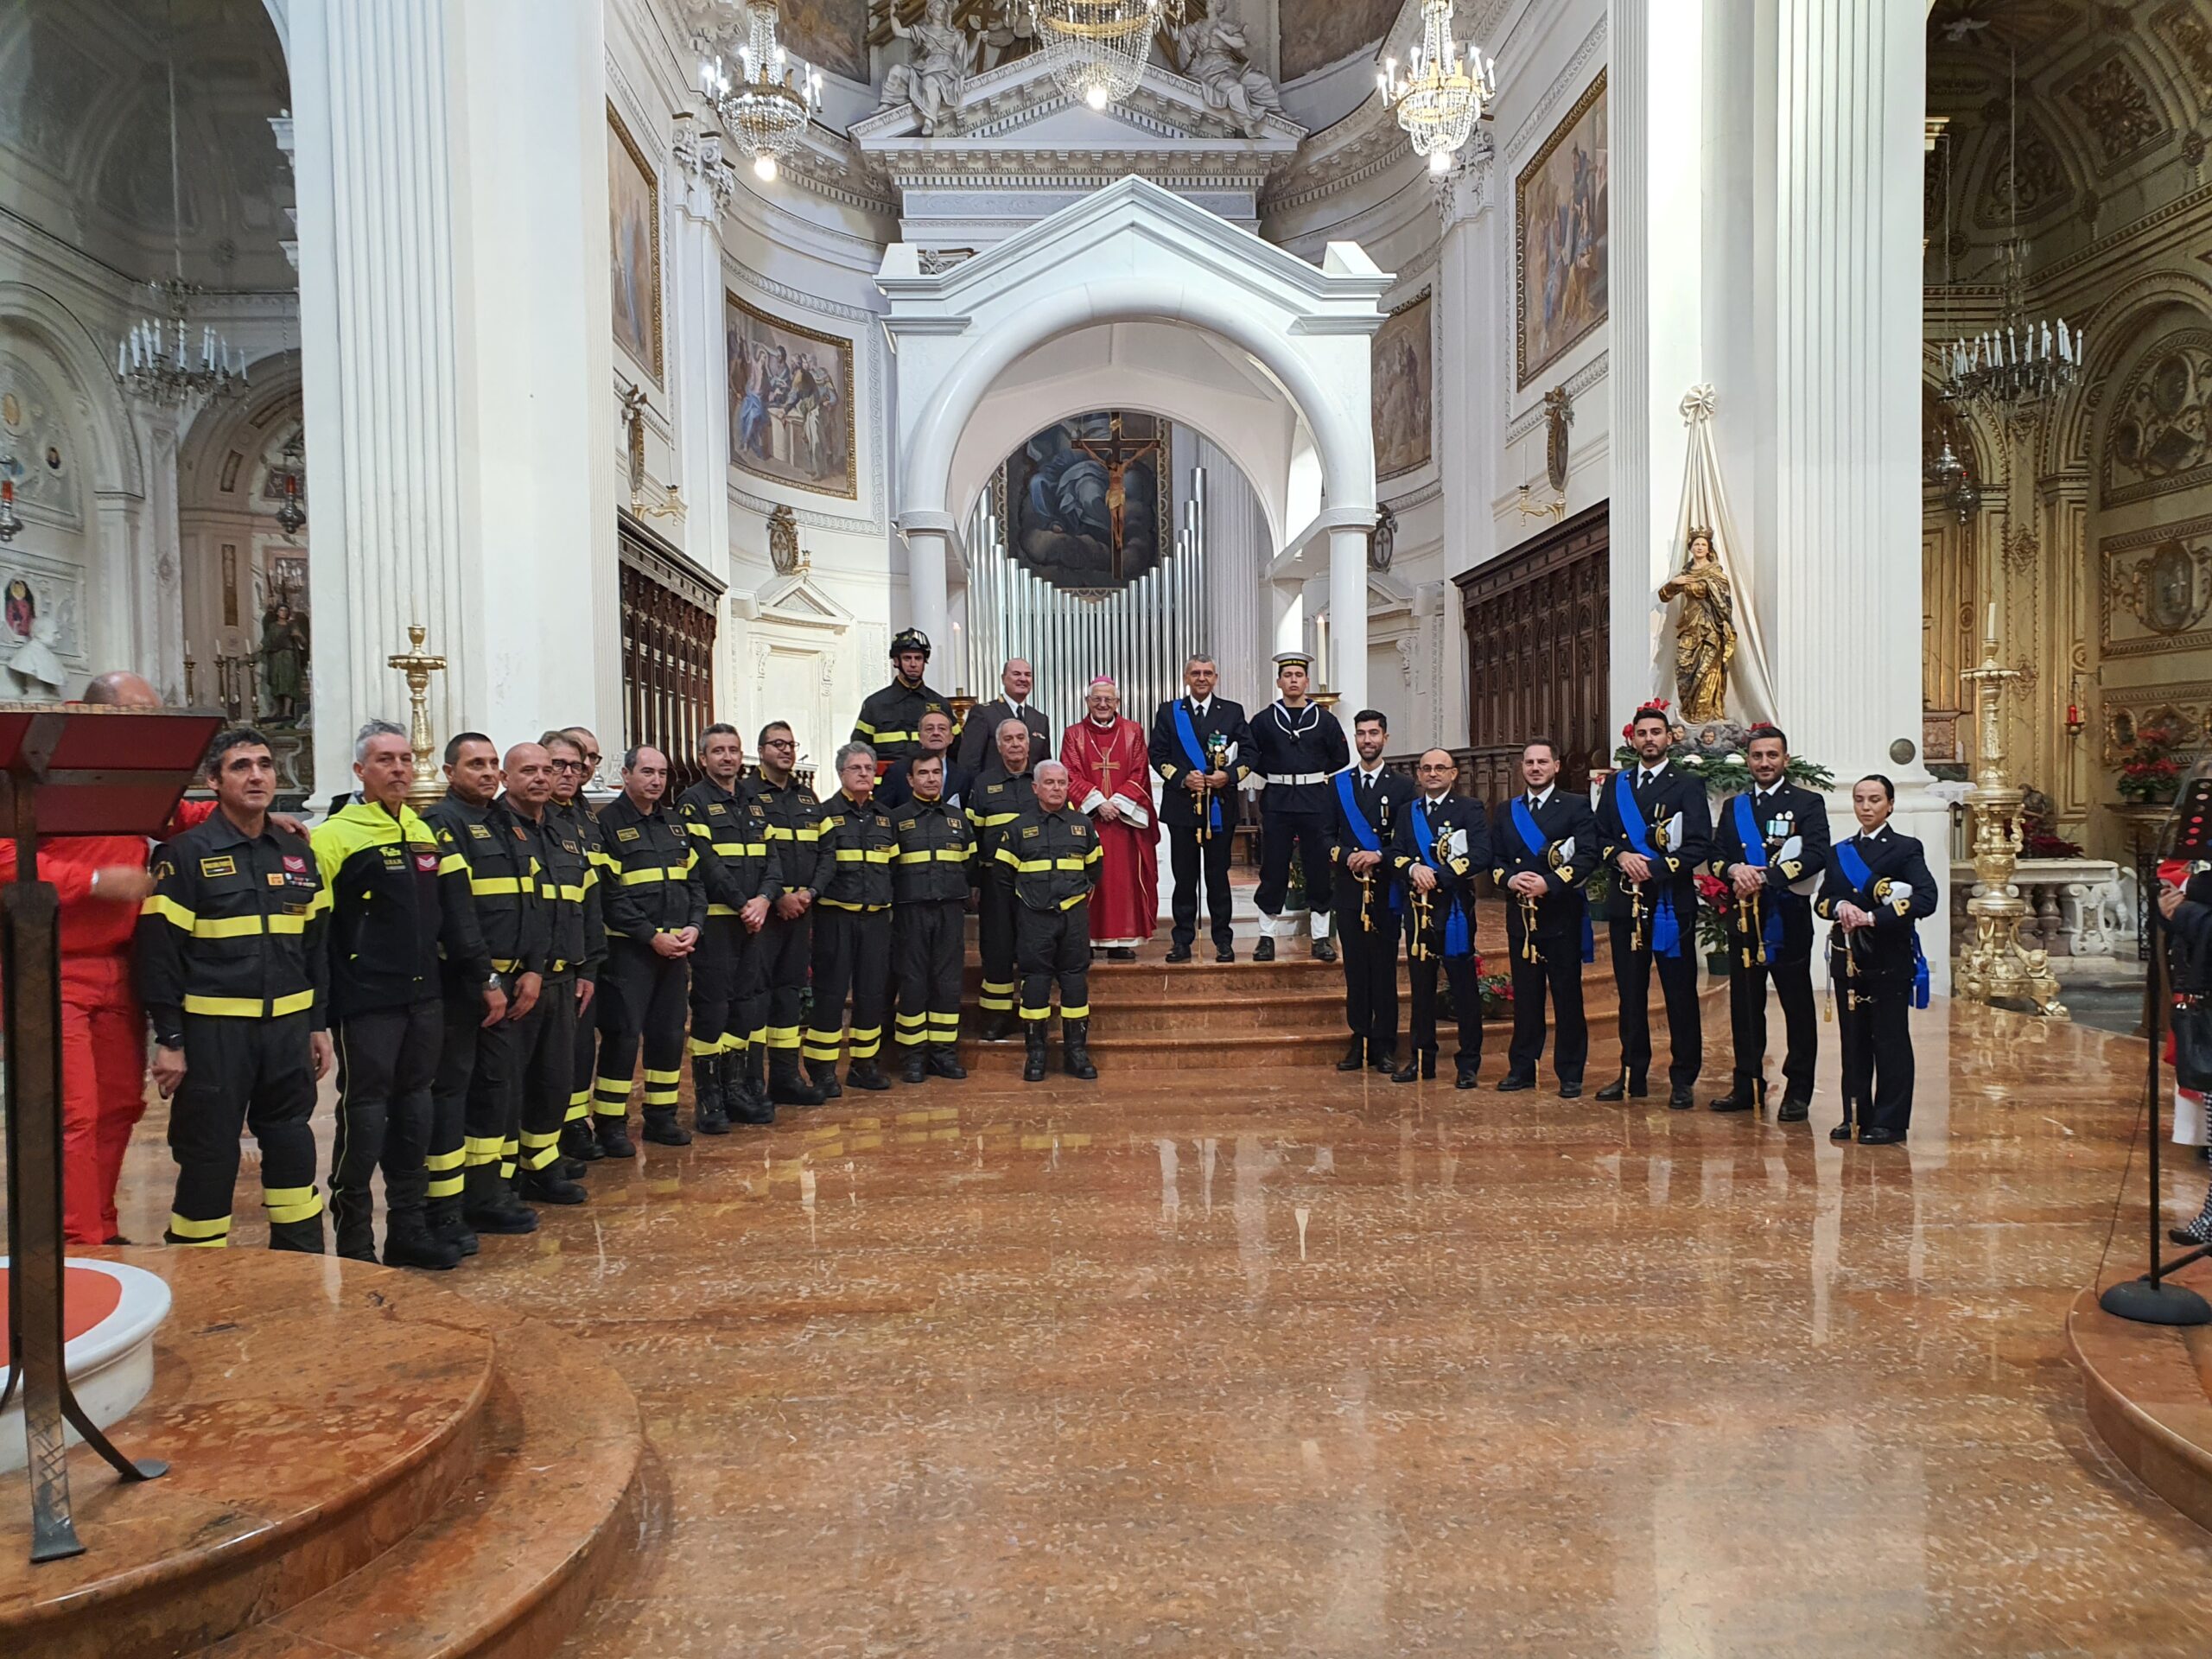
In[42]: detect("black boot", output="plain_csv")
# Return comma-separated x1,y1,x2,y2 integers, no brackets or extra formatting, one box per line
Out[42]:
926,1045,966,1079
1708,1076,1764,1114
563,1117,605,1163
981,1010,1014,1043
463,1164,538,1236
1595,1071,1646,1102
595,1113,637,1159
521,1162,588,1205
692,1053,731,1135
1023,1023,1048,1084
642,1107,692,1147
846,1058,892,1092
428,1192,479,1259
808,1058,844,1102
769,1051,824,1108
384,1210,462,1271
902,1051,929,1084
333,1201,378,1264
1063,1019,1097,1081
727,1049,775,1126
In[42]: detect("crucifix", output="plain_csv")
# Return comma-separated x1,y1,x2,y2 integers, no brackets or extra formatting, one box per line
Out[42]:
1066,412,1161,580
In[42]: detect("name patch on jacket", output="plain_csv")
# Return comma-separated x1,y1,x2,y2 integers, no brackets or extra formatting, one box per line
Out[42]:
615,826,641,842
1020,824,1040,838
199,855,237,878
469,823,493,840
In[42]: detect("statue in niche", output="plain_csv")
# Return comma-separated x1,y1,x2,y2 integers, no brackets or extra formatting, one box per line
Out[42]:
10,612,67,696
880,0,970,136
1656,526,1736,724
260,602,309,725
1171,1,1281,137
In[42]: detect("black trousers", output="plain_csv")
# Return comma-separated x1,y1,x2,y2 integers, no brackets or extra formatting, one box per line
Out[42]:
331,998,442,1255
977,868,1018,1015
807,906,891,1065
1255,807,1333,920
1406,951,1483,1073
1333,871,1401,1055
1726,955,1818,1099
1017,899,1090,1021
1504,914,1588,1084
166,1010,321,1250
689,913,754,1055
515,973,578,1173
432,986,516,1191
896,897,966,1052
1167,823,1235,950
597,936,690,1120
569,976,607,1126
1834,949,1914,1135
759,911,811,1058
1607,919,1703,1088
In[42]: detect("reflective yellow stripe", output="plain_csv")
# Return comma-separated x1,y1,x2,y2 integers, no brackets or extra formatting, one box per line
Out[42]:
427,1173,465,1199
687,1034,721,1055
189,911,311,938
894,1012,928,1028
620,866,667,885
464,1135,505,1165
686,822,714,839
644,1067,681,1085
438,853,469,875
555,883,588,900
182,991,315,1018
895,1027,930,1046
272,988,315,1016
816,898,888,912
643,1086,680,1105
766,1025,800,1049
470,875,527,895
707,902,741,917
1059,890,1089,911
1059,1003,1090,1020
424,1147,465,1173
1019,1005,1052,1020
262,1185,323,1224
1053,857,1087,870
972,811,1017,827
168,1211,231,1240
141,893,197,931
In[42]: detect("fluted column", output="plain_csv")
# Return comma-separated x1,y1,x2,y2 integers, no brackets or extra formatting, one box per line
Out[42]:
669,116,734,588
898,513,955,649
1327,524,1368,721
1194,431,1266,709
1432,133,1497,745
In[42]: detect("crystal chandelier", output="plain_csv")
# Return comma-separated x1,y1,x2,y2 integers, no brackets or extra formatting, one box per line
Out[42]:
1378,0,1497,174
1027,0,1173,113
271,431,307,538
699,1,823,182
116,12,246,408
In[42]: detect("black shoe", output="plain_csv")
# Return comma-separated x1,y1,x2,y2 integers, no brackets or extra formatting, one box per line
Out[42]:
563,1121,605,1163
1166,945,1192,963
847,1059,893,1092
1855,1127,1905,1146
1253,937,1276,963
808,1060,843,1102
926,1049,967,1079
1830,1120,1854,1142
1776,1094,1811,1123
902,1053,929,1084
521,1167,588,1205
1312,939,1338,963
1063,1019,1098,1081
384,1218,462,1271
1496,1074,1535,1093
1216,944,1236,963
1392,1053,1436,1084
642,1109,692,1147
1557,1080,1583,1100
1109,946,1137,961
769,1057,824,1109
1023,1026,1048,1084
1454,1068,1479,1090
1369,1050,1397,1075
1708,1079,1762,1115
595,1116,637,1159
1667,1086,1696,1111
1337,1039,1367,1072
1595,1071,1646,1103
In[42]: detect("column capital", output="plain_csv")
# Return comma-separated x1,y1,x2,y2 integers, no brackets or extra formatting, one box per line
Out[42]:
1432,130,1495,232
671,111,736,219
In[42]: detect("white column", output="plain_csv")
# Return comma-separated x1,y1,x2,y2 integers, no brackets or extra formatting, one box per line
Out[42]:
1432,133,1497,743
1195,432,1265,709
290,0,619,789
138,415,186,702
669,116,734,585
898,513,954,648
1327,524,1367,721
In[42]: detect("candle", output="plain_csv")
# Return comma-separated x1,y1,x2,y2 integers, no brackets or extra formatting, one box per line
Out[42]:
118,337,126,377
1985,601,1997,641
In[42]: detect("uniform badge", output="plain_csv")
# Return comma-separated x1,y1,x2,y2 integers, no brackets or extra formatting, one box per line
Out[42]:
708,803,726,816
415,852,439,872
615,826,641,842
469,823,493,840
1020,824,1040,838
512,824,529,842
562,840,578,853
283,854,308,874
898,818,917,831
799,789,817,804
267,871,287,887
199,855,237,878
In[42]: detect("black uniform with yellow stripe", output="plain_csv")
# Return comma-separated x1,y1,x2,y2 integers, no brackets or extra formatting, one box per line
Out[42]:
504,794,602,1185
966,764,1035,1028
753,767,832,1084
311,798,491,1262
851,677,958,770
678,777,771,1058
996,802,1101,1026
805,788,899,1085
591,791,704,1137
890,789,973,1063
422,791,548,1223
550,795,610,1131
137,810,331,1251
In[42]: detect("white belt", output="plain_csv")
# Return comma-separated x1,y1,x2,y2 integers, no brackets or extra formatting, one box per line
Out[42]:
1269,772,1329,786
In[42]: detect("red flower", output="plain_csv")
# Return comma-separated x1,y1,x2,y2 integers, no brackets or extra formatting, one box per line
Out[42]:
1694,873,1731,908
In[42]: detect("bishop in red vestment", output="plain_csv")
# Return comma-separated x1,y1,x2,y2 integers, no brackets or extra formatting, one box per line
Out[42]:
1061,678,1157,956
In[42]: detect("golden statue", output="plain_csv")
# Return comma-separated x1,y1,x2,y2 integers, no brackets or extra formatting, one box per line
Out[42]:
1657,526,1736,724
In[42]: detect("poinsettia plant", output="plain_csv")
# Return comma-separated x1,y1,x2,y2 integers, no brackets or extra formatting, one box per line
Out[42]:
2117,722,2184,804
1611,714,1834,797
1693,872,1736,958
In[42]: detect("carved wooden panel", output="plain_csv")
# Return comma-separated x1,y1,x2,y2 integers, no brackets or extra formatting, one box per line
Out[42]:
619,516,721,785
1454,502,1610,810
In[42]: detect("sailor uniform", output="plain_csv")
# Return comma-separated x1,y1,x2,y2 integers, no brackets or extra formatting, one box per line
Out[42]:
1325,761,1420,1065
1815,825,1936,1140
1492,785,1599,1090
1147,694,1253,955
1710,781,1831,1109
1389,792,1491,1082
1249,699,1351,945
1595,761,1713,1096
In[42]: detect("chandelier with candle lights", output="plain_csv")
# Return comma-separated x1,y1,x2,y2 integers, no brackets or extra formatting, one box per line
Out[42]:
1028,0,1174,113
699,0,823,182
1377,0,1497,174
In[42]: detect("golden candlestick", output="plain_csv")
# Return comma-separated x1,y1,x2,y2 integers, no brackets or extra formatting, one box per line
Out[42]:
1956,635,2066,1018
387,622,449,810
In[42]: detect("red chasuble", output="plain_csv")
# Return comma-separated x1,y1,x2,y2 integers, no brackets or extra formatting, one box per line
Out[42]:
1062,715,1158,947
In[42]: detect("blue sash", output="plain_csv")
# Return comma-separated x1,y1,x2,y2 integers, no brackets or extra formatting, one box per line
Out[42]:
1334,771,1401,915
1611,772,1681,957
1172,701,1220,832
1730,794,1786,960
1509,797,1594,963
1407,798,1472,958
1833,839,1929,1010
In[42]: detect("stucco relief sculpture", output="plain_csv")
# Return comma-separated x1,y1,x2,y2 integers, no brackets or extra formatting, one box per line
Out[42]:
1172,3,1281,137
880,0,972,135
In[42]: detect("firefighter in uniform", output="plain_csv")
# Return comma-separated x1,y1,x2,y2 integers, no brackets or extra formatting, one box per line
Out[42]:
1249,651,1350,963
753,721,831,1108
543,728,609,1163
999,760,1102,1084
851,626,958,772
312,720,503,1270
500,741,594,1206
677,722,775,1132
805,742,899,1098
890,748,973,1084
138,726,334,1251
967,719,1036,1040
592,745,705,1150
424,733,550,1247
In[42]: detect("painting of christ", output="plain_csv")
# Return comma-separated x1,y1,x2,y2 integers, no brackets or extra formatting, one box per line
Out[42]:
1001,411,1172,591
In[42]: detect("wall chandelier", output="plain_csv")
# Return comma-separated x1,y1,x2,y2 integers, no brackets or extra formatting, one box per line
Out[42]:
1027,0,1175,113
1378,0,1497,174
271,431,307,538
699,0,823,181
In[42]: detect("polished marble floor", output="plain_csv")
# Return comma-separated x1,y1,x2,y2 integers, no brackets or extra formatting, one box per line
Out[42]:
92,995,2212,1656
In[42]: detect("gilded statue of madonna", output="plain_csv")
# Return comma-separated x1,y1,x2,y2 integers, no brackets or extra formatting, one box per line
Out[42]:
1657,527,1736,723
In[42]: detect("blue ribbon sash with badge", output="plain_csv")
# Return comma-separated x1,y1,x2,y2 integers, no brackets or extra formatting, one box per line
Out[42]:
1611,772,1681,957
1172,701,1220,833
1729,795,1786,961
1832,839,1930,1009
1509,796,1595,963
1406,798,1471,958
1333,771,1401,914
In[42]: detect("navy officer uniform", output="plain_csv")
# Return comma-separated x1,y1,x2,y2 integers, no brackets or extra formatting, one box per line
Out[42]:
1814,802,1936,1145
1492,779,1599,1096
1389,785,1491,1088
1325,746,1420,1072
1594,745,1713,1109
1709,761,1831,1120
1148,684,1252,962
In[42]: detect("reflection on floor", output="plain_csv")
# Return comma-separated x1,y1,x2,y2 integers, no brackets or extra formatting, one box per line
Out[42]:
92,995,2212,1656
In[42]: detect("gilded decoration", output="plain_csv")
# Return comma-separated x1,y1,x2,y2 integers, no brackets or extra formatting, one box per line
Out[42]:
2101,683,2210,766
2100,514,2212,658
2103,329,2212,506
2061,55,2165,171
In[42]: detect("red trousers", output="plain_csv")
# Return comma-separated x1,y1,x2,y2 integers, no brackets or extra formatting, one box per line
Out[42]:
59,953,147,1245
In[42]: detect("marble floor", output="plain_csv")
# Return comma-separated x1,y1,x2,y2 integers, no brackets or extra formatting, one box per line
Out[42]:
81,994,2212,1656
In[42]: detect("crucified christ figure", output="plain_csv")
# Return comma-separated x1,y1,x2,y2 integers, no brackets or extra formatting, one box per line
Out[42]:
1066,413,1162,579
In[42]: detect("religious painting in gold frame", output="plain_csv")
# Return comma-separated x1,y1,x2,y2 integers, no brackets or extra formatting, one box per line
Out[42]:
727,294,859,499
999,411,1172,591
608,104,664,382
1515,69,1608,390
782,0,868,82
1371,291,1433,481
